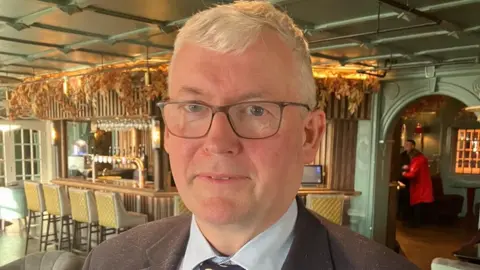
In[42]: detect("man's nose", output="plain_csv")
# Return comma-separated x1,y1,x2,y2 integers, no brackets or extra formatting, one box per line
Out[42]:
202,113,241,156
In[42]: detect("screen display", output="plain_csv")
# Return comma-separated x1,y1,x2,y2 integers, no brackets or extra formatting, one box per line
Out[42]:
302,165,323,184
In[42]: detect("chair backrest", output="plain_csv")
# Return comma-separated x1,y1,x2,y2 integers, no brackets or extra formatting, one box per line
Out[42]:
0,186,28,219
431,174,445,198
306,194,345,225
95,191,131,228
94,191,117,228
0,251,85,270
23,181,46,213
43,184,71,217
431,257,480,270
68,188,98,223
174,195,191,216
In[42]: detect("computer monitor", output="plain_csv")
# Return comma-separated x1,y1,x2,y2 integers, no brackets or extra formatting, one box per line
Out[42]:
302,165,323,185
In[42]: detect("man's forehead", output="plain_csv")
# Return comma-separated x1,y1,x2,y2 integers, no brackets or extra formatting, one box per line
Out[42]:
168,43,294,102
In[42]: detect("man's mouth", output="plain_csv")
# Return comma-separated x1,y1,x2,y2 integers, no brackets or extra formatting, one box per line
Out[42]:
196,173,248,181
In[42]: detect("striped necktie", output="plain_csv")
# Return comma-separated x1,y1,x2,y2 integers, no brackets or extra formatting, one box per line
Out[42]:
198,259,245,270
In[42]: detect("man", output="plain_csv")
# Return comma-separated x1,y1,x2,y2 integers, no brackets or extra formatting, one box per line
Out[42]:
402,140,435,227
397,145,412,221
83,2,418,269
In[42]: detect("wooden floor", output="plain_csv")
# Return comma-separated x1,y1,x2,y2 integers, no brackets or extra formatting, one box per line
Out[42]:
396,217,478,270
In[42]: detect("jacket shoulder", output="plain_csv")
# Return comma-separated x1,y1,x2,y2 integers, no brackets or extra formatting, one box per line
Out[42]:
82,214,191,270
313,214,419,269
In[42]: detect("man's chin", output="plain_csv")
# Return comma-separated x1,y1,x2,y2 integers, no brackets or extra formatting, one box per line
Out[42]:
194,198,249,226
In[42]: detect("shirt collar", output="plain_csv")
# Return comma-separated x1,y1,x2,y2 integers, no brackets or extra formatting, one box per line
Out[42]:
181,199,298,270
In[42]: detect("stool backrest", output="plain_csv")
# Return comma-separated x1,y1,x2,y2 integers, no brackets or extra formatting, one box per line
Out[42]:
68,188,98,223
94,191,119,228
306,194,345,225
23,181,46,213
174,196,191,216
43,184,71,217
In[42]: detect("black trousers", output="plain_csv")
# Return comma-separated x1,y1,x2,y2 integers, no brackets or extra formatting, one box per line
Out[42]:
397,188,411,220
410,202,431,227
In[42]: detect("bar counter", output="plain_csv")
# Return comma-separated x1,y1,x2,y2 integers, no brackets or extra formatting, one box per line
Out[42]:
52,178,361,221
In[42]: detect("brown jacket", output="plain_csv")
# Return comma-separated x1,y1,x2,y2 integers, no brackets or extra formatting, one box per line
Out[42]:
82,199,419,270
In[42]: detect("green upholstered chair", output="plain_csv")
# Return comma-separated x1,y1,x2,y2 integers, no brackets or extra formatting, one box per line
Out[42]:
0,186,28,230
0,251,85,270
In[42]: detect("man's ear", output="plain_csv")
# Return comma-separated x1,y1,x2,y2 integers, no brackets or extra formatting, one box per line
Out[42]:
302,110,325,164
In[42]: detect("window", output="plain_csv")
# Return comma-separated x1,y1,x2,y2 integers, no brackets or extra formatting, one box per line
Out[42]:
455,129,480,174
13,129,41,181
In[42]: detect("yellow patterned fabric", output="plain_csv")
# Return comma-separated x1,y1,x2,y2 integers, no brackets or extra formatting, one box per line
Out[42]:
174,196,191,216
306,194,344,225
69,191,89,223
43,185,61,216
24,182,41,212
95,192,117,228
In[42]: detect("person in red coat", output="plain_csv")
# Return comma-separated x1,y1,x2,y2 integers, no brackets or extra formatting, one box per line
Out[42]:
402,140,435,227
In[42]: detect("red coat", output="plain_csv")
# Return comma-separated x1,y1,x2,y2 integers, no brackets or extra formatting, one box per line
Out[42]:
402,153,435,206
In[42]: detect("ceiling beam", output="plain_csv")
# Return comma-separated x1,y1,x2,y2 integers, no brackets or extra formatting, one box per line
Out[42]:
0,35,135,60
37,57,94,66
345,44,480,64
311,0,479,33
9,63,62,71
309,22,438,44
378,0,480,41
10,0,475,73
4,8,170,50
0,70,34,76
309,24,480,51
0,50,95,66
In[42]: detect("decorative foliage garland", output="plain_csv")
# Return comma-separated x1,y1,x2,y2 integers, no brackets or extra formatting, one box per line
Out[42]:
402,95,446,119
315,75,380,114
8,65,168,120
8,65,379,119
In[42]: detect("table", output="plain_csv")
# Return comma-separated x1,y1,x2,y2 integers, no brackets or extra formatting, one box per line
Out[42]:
454,244,480,265
451,179,480,218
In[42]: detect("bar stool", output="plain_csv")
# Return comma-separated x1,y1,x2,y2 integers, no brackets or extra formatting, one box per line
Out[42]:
68,188,100,253
23,181,48,254
43,184,72,251
94,191,147,242
174,195,191,216
305,194,345,225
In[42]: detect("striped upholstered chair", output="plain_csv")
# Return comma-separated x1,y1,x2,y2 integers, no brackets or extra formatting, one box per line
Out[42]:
305,194,345,225
94,191,147,242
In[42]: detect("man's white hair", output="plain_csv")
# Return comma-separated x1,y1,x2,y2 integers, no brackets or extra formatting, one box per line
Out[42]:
169,0,316,109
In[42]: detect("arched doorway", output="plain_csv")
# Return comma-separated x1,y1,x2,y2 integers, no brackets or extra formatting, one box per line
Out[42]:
372,78,480,245
385,94,480,268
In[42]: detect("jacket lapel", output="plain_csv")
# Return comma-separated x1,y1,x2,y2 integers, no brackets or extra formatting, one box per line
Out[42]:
142,198,334,270
282,197,334,270
145,215,192,270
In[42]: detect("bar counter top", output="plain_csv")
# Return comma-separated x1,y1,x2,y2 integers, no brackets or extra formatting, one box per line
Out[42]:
51,178,361,197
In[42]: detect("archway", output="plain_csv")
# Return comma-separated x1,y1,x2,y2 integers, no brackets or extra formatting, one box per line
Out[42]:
372,79,480,246
381,82,480,140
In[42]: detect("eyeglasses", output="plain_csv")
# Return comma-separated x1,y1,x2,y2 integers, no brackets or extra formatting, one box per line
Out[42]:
157,101,310,139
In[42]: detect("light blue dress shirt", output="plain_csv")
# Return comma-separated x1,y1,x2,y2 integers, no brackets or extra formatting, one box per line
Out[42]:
179,199,298,270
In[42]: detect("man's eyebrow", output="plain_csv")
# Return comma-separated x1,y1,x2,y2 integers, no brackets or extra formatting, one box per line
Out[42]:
235,91,267,101
177,86,206,96
177,86,269,99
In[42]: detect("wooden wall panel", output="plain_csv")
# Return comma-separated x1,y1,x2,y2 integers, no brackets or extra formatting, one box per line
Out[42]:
330,120,358,190
312,120,359,190
324,93,371,120
47,86,152,120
